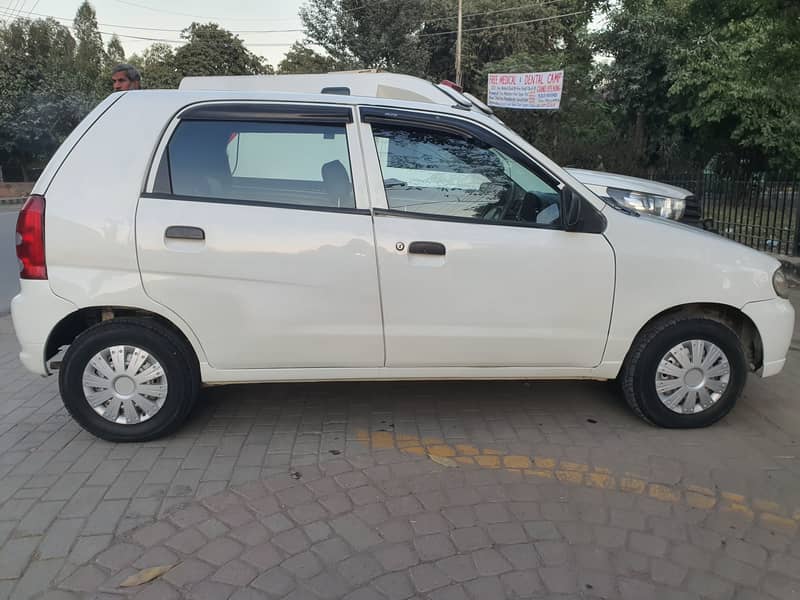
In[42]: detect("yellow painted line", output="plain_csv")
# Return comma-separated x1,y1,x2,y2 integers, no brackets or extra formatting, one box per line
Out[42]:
355,429,800,533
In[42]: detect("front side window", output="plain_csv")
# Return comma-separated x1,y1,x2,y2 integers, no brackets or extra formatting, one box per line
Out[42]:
371,124,561,226
166,120,355,209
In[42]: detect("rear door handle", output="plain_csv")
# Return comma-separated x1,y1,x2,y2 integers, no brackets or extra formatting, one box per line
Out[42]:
165,226,205,241
408,241,446,256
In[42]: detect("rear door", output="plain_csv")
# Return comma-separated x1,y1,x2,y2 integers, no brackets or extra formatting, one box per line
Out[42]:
136,103,384,370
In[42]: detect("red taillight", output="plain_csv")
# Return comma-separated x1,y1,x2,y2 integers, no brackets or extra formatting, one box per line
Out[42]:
440,79,464,93
16,195,47,280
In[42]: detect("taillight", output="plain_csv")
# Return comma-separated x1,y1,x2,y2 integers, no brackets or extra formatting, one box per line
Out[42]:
439,79,464,93
16,195,47,280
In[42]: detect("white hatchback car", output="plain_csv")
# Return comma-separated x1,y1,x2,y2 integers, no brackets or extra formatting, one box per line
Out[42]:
12,73,794,441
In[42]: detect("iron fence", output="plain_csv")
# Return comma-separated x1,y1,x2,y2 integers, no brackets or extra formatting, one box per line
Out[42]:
663,172,800,256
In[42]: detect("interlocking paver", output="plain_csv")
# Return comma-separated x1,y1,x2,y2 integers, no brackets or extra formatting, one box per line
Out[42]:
212,559,258,586
281,550,324,579
338,553,385,585
83,500,128,535
163,558,215,588
38,518,85,560
450,526,491,552
198,537,245,567
413,533,456,561
311,537,352,566
0,536,41,579
251,566,296,596
409,563,451,593
8,557,64,599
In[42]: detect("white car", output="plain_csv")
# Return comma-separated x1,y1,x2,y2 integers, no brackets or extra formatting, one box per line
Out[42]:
12,73,794,441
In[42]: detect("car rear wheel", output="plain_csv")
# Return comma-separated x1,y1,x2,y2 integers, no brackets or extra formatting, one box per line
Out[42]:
621,316,747,428
59,318,199,442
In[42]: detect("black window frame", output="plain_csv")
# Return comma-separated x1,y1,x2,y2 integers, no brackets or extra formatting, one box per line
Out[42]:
361,106,606,233
145,102,369,216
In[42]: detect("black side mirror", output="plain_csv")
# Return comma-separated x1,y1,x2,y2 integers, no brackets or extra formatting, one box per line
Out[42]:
561,186,581,231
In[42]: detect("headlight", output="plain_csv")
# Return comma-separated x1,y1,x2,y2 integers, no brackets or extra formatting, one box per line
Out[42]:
606,188,686,220
773,268,790,299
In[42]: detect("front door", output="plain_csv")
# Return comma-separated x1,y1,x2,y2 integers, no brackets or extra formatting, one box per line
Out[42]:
136,103,384,370
360,109,615,368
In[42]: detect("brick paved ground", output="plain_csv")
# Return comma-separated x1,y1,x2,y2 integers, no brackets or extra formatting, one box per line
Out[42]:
0,290,798,599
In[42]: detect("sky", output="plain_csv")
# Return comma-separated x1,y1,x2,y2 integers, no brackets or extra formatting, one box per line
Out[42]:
0,0,309,66
0,0,609,68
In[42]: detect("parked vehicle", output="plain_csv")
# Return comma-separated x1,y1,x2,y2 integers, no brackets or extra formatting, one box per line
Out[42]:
566,168,702,225
12,73,794,441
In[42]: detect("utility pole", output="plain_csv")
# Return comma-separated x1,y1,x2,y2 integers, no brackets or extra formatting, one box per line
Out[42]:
455,0,463,87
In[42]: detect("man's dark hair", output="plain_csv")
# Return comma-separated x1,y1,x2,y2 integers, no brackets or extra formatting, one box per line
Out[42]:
111,63,141,82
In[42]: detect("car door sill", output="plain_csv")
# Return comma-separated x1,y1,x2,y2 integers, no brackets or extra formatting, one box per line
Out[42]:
200,363,623,384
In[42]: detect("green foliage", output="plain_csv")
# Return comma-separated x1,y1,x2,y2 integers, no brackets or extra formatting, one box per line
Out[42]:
595,0,800,173
278,42,339,74
299,0,437,73
668,5,800,171
106,35,126,66
0,18,93,176
73,1,106,98
175,23,272,77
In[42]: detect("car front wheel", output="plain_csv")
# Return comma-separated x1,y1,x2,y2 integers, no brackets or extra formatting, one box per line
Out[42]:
621,316,748,428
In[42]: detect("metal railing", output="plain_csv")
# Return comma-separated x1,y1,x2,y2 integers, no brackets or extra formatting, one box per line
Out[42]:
663,172,800,256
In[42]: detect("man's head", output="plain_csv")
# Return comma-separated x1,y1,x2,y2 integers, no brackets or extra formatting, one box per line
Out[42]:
111,64,141,91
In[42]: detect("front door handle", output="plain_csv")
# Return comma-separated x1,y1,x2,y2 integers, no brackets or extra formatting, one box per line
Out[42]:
165,226,205,241
408,241,446,256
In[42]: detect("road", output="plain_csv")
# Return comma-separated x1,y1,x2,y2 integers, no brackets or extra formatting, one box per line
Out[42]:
0,205,20,315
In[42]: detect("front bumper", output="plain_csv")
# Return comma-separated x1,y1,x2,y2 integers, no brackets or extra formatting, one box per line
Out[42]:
742,297,795,377
11,280,77,376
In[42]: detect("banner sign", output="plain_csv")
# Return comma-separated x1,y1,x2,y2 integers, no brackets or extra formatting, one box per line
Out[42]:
487,71,564,110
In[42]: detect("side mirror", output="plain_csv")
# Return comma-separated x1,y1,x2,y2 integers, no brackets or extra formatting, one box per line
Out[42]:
561,186,581,231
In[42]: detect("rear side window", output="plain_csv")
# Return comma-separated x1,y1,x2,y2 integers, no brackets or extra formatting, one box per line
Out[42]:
161,120,355,209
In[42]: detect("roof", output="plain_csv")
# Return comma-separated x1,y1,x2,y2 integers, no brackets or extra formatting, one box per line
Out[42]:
178,72,468,107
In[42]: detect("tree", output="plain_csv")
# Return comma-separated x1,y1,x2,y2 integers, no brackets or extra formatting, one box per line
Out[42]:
138,43,180,88
669,0,800,171
300,0,437,74
73,0,105,99
0,18,90,179
278,42,338,74
106,35,125,66
174,23,272,77
299,0,604,89
596,0,800,173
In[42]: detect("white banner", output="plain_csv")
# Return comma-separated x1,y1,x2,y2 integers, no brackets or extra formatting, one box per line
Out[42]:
487,71,564,110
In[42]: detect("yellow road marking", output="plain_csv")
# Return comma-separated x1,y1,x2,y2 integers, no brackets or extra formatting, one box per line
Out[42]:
355,429,800,528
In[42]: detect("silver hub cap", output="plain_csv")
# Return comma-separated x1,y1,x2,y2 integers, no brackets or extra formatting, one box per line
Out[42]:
82,346,168,425
655,339,730,414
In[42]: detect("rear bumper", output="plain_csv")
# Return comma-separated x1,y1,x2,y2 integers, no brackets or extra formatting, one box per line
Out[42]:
741,297,795,378
11,280,77,376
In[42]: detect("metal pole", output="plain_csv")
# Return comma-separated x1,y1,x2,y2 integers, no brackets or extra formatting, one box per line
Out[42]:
455,0,463,87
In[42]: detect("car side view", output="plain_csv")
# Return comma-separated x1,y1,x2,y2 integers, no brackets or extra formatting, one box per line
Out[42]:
12,73,794,441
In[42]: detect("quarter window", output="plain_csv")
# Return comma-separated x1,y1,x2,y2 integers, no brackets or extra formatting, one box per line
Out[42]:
371,124,561,226
165,120,355,209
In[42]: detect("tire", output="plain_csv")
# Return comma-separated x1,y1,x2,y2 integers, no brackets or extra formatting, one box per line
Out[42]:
59,317,200,442
620,315,748,428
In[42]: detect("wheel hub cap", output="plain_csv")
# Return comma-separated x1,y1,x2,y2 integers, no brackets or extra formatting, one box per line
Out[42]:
113,375,136,396
82,345,168,425
655,339,730,414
